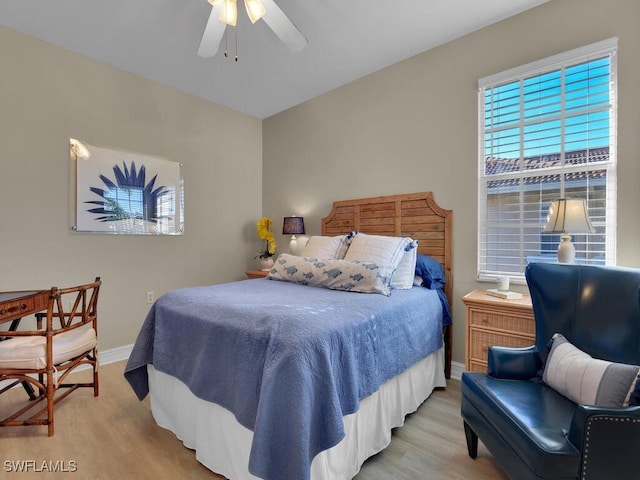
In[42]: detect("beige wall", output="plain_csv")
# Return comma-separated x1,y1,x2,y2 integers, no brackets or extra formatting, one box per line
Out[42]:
2,0,638,364
263,0,640,365
0,27,263,351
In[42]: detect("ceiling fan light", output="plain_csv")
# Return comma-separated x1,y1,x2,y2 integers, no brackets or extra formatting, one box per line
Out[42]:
207,0,222,5
219,0,238,26
244,0,265,24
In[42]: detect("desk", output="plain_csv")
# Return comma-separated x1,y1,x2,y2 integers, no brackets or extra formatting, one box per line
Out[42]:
0,290,49,399
0,290,49,327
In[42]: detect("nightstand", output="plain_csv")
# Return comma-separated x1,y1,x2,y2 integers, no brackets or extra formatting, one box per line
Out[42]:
246,270,269,279
463,289,534,373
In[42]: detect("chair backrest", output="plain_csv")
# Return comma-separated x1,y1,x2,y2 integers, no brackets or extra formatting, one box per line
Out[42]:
45,277,101,333
525,263,640,365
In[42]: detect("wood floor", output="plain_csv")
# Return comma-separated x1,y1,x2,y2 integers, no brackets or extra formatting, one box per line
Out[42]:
1,361,508,479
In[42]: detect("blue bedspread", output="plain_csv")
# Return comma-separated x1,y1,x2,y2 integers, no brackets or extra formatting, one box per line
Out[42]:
124,279,445,480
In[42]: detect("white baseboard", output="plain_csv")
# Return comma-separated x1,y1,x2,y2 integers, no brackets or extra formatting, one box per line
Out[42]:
100,343,133,366
450,361,464,381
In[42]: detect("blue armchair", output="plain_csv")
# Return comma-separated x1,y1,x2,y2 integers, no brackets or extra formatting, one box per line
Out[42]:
461,263,640,480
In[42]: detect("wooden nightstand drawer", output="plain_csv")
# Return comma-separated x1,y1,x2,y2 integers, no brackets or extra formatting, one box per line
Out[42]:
468,361,489,373
463,289,534,373
469,329,534,364
468,310,535,335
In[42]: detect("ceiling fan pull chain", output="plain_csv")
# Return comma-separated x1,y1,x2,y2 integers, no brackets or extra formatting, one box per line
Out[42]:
224,27,229,57
235,26,238,61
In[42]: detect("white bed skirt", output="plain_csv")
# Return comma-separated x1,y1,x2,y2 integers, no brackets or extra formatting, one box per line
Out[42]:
148,347,446,480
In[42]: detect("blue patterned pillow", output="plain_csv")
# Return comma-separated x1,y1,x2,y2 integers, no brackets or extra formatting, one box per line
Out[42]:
267,254,395,296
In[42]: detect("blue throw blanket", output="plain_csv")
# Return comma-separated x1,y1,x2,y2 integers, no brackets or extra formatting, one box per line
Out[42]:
124,279,445,480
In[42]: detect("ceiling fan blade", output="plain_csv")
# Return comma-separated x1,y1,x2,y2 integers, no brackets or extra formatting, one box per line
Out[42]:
198,4,226,57
261,0,307,52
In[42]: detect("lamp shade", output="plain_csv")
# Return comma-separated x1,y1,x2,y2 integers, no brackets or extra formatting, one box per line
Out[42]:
219,0,238,26
542,198,595,234
244,0,265,23
282,216,305,235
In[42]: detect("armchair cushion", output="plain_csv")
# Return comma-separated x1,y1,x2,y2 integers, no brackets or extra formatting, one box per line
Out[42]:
461,372,580,479
0,328,96,369
543,333,640,408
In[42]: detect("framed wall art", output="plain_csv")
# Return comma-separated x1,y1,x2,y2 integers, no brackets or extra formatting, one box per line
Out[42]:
71,139,184,235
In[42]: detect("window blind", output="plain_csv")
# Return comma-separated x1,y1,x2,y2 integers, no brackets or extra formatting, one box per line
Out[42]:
477,38,617,282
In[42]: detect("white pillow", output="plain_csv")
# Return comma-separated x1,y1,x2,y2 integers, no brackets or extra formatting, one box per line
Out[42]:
543,333,640,407
343,233,411,274
301,235,349,260
390,239,418,289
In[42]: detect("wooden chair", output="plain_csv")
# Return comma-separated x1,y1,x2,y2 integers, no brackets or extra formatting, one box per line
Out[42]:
0,277,101,436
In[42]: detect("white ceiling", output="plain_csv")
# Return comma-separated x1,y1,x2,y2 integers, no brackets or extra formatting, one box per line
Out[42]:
0,0,549,119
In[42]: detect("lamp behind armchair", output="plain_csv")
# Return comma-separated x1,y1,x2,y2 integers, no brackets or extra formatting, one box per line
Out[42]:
542,198,594,263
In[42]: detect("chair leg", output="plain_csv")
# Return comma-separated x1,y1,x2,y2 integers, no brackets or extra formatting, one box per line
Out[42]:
464,421,478,459
21,381,37,400
46,370,55,437
93,349,99,396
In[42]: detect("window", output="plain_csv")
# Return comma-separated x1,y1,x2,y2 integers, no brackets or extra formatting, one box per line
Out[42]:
478,38,617,282
103,187,145,220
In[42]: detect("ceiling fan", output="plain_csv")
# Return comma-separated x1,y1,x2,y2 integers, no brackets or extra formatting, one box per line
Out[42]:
198,0,307,58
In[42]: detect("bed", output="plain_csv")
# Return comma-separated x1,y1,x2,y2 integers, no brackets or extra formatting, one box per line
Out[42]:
125,191,453,480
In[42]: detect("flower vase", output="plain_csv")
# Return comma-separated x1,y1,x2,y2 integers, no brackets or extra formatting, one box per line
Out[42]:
260,257,275,271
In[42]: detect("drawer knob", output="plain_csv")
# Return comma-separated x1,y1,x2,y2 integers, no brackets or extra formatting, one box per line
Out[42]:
0,304,27,316
481,343,489,352
481,316,489,324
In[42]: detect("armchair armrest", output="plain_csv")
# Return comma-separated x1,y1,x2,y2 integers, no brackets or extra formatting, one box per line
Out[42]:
567,405,640,479
487,345,540,379
567,404,640,448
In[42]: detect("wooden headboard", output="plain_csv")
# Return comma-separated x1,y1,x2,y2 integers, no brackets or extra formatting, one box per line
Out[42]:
321,192,453,377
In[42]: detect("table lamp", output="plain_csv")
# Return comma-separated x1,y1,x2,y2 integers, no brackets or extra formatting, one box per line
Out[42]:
542,198,594,263
282,216,305,254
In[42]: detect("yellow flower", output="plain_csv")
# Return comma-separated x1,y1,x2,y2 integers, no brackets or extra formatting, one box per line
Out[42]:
256,217,273,240
255,217,276,258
